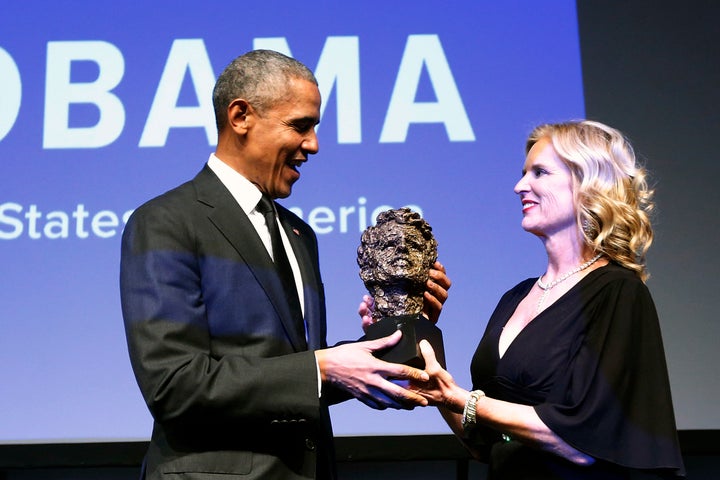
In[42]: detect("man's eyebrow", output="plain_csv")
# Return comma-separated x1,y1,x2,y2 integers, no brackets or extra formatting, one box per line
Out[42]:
289,116,320,129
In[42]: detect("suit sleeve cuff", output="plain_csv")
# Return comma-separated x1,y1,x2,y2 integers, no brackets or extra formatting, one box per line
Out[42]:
315,355,322,398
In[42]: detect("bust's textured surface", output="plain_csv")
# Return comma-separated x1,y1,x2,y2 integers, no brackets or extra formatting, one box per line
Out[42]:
357,208,437,319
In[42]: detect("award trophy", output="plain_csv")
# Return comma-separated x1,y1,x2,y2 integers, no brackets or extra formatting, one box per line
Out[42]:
357,208,445,368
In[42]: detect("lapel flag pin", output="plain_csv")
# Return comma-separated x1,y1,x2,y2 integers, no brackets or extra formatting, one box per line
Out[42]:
292,228,300,236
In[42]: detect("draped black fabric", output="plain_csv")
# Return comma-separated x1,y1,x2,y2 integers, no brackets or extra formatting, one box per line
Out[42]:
469,263,685,479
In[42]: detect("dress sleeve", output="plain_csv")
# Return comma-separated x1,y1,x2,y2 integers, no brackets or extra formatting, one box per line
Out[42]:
534,274,684,474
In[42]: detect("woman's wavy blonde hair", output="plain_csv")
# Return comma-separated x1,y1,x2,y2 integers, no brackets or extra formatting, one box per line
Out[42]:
526,120,655,281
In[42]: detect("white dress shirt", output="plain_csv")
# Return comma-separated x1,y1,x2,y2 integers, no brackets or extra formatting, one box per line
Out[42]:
207,154,305,316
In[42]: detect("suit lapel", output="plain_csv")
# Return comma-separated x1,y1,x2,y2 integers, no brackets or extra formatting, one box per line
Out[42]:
279,208,325,351
193,166,308,351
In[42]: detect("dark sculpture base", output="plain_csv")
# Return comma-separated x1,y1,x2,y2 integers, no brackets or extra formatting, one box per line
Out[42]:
363,313,445,369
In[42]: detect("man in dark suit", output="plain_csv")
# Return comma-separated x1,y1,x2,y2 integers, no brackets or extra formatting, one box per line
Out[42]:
120,50,450,480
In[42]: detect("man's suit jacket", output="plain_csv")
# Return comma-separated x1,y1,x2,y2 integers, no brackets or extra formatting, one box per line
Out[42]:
120,165,337,479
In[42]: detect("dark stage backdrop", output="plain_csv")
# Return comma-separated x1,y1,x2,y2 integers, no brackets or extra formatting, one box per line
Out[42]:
576,0,719,433
0,0,716,447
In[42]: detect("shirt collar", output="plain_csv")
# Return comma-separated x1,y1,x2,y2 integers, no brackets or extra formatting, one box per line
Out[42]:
207,153,262,215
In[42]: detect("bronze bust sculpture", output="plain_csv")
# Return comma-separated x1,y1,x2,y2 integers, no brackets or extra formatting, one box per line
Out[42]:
357,208,444,368
357,208,438,319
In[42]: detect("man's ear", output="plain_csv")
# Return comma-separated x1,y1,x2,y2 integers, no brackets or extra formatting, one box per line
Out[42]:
227,98,253,135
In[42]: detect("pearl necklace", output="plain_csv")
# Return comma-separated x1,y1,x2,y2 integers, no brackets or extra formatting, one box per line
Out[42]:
536,253,602,314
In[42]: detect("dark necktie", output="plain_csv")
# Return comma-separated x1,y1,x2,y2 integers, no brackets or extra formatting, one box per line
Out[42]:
256,195,305,341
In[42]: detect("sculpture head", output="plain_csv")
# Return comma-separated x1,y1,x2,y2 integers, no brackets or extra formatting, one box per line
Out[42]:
357,208,438,319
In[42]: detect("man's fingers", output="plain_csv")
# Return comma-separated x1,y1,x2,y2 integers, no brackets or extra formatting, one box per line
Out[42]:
381,382,428,408
361,384,427,410
384,361,429,383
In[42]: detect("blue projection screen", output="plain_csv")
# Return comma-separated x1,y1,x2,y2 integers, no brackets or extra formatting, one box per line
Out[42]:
1,1,586,442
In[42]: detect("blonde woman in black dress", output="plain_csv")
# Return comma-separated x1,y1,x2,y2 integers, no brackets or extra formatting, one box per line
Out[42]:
364,120,685,479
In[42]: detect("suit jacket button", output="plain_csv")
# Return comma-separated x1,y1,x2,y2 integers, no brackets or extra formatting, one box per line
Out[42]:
305,438,316,451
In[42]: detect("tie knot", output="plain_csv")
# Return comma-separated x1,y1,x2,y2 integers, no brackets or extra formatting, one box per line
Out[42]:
256,194,275,216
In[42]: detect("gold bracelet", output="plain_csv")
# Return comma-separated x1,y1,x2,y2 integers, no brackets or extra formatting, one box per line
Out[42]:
461,390,485,432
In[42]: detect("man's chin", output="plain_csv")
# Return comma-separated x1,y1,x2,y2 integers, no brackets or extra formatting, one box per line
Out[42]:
272,184,294,199
275,178,299,199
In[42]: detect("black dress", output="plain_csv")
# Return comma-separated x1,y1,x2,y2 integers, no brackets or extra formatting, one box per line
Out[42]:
469,263,685,479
